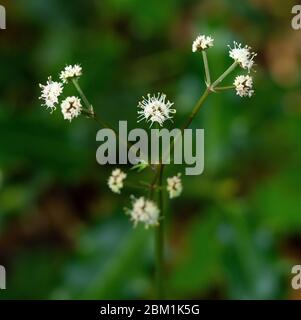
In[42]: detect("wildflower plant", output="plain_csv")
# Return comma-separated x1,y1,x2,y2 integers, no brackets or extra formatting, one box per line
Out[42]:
39,35,256,299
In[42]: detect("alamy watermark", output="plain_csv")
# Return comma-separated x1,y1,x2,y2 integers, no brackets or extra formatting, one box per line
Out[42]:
96,121,204,176
291,265,301,290
0,265,6,289
0,5,6,29
292,5,301,30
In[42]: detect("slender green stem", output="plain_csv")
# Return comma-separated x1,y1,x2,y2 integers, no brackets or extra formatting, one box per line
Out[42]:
152,64,237,300
72,79,94,114
148,165,161,198
162,87,211,165
147,163,163,299
179,61,238,133
215,85,235,91
161,62,238,162
181,87,211,130
156,163,164,299
211,61,238,89
72,80,100,121
155,85,213,299
72,79,114,130
93,112,116,133
124,181,148,190
153,61,239,299
71,79,140,159
139,181,163,190
202,51,211,86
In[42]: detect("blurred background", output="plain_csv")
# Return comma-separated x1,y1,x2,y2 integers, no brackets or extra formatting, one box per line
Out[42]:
0,0,301,299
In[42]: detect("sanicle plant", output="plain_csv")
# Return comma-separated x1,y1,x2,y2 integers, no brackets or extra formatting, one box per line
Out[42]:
39,34,256,299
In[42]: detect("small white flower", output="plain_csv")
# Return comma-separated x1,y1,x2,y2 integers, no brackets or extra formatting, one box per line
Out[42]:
59,64,82,83
126,196,160,229
228,41,256,72
233,75,254,98
192,35,214,52
167,173,183,199
39,77,63,111
138,93,176,127
61,96,82,121
108,168,127,194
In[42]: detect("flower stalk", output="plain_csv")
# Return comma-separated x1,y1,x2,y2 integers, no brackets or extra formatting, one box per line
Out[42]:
215,85,235,91
211,61,238,89
72,78,94,115
202,51,211,86
155,163,164,299
38,36,256,300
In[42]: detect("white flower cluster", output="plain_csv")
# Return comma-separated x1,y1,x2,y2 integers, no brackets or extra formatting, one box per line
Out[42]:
233,75,254,98
39,77,63,111
61,96,82,121
108,168,127,194
167,174,183,199
39,64,83,121
228,41,256,72
60,64,82,83
192,35,214,52
138,93,176,127
127,196,160,229
191,35,256,97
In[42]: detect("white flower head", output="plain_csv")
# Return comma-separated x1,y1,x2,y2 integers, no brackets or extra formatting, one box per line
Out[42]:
192,35,214,52
108,168,127,194
228,41,256,72
138,93,176,127
167,173,183,199
234,75,254,98
126,196,160,229
59,64,82,83
61,96,82,121
39,77,63,111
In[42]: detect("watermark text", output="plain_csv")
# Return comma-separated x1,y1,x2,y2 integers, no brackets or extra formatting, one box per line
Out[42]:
0,265,6,289
292,5,301,30
0,5,6,29
96,121,204,175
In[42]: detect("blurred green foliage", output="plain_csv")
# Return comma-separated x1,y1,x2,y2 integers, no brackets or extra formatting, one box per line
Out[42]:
0,0,301,299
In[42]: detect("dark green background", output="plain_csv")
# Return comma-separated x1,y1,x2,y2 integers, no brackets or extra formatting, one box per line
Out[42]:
0,0,301,299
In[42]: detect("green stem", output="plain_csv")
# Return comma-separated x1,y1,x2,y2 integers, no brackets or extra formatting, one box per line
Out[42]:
139,181,163,190
155,86,213,299
211,61,238,89
124,181,148,190
72,78,94,115
215,85,235,91
202,51,211,86
153,61,239,298
181,87,211,130
149,61,224,297
71,79,139,158
148,165,161,198
155,163,164,299
93,112,116,133
161,62,238,162
162,87,211,166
